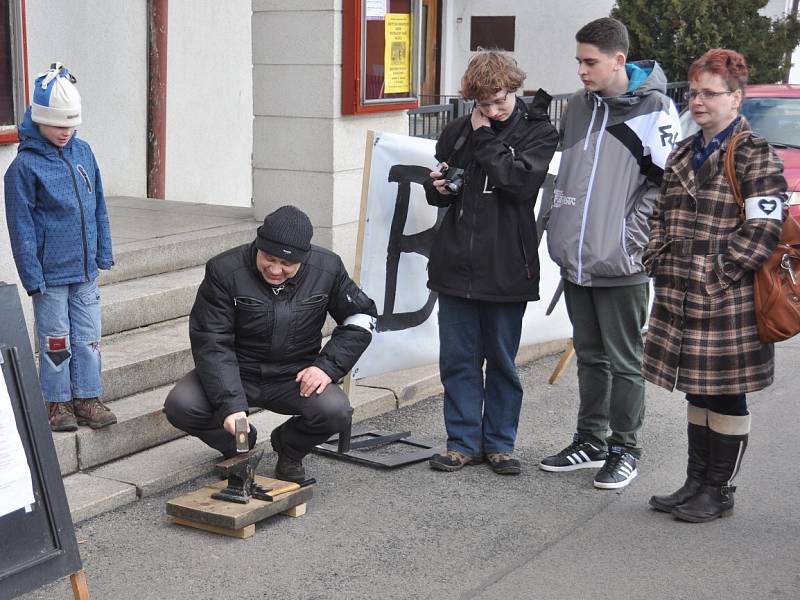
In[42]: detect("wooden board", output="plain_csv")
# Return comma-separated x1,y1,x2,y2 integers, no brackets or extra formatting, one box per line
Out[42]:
283,503,307,518
166,475,313,531
172,517,256,540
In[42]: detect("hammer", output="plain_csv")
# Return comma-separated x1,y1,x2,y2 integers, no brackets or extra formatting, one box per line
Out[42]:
235,417,249,453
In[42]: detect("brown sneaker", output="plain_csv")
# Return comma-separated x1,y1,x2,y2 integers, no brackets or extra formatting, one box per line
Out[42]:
73,397,117,429
47,401,78,432
429,449,483,472
486,452,522,475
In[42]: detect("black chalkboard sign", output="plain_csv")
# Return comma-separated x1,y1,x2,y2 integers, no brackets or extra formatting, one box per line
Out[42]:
0,283,83,600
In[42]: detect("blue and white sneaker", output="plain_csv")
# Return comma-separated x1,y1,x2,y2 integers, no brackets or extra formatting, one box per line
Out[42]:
539,433,608,472
593,445,638,489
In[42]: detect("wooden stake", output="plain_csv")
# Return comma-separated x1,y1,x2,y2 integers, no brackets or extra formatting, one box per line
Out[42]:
353,129,375,286
70,570,90,600
548,339,575,385
344,129,376,392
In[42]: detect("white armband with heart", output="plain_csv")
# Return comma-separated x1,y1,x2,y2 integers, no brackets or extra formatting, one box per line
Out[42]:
744,196,783,220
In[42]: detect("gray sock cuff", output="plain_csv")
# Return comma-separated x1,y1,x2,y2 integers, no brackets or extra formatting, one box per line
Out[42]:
687,405,708,426
708,411,751,436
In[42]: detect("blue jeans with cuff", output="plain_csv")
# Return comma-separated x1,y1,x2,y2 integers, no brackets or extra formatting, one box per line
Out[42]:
32,280,103,402
438,293,527,458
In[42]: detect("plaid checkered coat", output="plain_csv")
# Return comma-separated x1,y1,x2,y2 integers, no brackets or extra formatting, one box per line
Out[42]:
642,117,787,394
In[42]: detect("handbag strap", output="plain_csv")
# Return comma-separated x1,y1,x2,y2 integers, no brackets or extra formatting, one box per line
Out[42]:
723,129,752,220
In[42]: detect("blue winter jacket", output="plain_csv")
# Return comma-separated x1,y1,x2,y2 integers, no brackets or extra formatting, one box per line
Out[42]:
4,108,113,294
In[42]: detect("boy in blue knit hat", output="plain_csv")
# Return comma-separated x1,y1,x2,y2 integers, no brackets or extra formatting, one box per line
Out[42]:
4,62,117,431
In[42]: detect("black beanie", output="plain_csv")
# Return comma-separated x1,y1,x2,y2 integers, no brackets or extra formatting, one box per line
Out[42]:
255,206,313,262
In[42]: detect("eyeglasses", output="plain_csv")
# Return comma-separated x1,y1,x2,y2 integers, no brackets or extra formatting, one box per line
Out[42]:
476,92,510,110
683,90,735,102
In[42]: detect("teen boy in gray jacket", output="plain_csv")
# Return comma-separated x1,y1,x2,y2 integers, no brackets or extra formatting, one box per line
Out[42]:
540,18,680,489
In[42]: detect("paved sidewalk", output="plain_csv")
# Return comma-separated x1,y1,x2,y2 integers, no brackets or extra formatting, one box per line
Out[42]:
20,339,800,600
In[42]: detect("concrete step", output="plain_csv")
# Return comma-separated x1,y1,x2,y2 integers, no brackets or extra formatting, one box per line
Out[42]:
101,317,192,402
53,384,186,476
100,266,205,335
100,196,258,285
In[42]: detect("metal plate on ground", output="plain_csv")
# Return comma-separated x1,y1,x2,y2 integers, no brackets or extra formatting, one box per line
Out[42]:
312,430,442,468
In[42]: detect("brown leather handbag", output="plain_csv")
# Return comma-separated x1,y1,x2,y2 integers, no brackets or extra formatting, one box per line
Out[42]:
725,130,800,343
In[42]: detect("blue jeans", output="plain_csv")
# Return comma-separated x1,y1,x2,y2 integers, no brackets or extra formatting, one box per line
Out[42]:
32,280,103,402
438,294,527,457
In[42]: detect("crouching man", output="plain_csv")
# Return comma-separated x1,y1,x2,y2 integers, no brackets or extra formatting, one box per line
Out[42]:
164,205,376,482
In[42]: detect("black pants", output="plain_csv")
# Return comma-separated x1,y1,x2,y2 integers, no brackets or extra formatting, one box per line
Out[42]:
164,369,352,459
686,393,748,416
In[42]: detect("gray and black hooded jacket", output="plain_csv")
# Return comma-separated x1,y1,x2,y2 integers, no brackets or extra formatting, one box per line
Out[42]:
545,60,681,287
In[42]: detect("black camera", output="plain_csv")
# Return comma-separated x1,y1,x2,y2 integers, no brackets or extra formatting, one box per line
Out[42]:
441,165,465,195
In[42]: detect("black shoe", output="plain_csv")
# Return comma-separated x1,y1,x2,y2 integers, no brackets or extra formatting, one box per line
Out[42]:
649,422,708,512
539,433,607,472
486,453,521,475
429,450,483,472
672,428,748,523
593,446,638,489
672,485,736,522
271,426,306,482
275,453,306,483
649,478,703,513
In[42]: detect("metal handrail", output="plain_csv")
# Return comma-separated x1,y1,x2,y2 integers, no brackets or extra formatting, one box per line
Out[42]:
409,82,689,139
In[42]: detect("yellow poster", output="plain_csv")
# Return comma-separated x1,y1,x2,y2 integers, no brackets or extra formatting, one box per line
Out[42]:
384,13,411,94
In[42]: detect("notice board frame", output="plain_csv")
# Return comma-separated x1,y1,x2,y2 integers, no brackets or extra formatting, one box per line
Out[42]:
0,282,82,599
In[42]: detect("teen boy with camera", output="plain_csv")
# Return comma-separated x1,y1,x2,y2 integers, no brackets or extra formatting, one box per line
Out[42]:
424,51,558,475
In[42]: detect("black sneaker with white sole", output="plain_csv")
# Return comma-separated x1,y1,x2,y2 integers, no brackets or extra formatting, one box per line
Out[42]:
539,433,608,472
593,445,638,489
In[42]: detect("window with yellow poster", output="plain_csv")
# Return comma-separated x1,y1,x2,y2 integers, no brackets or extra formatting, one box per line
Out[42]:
384,13,411,95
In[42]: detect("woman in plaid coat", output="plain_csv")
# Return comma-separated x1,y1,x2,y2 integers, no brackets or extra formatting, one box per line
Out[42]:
642,49,786,523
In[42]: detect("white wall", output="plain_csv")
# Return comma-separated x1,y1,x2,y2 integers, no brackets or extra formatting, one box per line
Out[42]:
1,148,34,335
762,0,790,18
24,1,253,206
166,0,253,207
440,0,614,98
252,1,408,271
25,0,148,197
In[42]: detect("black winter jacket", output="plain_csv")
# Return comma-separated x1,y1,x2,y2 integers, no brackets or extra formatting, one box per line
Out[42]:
424,96,558,302
189,242,377,420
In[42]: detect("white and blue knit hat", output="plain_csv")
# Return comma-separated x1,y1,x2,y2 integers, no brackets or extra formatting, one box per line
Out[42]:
31,63,82,127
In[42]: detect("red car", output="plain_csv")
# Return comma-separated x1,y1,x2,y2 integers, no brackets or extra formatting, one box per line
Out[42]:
680,83,800,219
742,84,800,220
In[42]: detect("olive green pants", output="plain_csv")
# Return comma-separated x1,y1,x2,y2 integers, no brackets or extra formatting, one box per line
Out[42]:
563,281,649,458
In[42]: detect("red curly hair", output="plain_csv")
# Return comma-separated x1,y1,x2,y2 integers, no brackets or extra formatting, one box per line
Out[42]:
688,49,749,97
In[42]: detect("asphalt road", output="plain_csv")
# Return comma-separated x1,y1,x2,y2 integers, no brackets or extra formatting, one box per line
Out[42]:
18,339,800,600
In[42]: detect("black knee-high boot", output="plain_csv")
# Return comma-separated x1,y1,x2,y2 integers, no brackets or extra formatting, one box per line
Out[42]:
672,420,749,523
649,422,708,512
